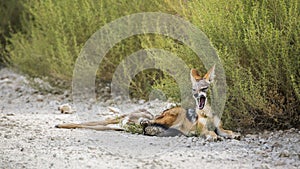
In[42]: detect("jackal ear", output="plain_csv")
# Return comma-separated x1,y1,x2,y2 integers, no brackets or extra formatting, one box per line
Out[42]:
190,69,201,83
203,65,216,83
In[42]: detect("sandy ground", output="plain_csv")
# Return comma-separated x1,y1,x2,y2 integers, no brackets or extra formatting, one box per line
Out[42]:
0,68,299,169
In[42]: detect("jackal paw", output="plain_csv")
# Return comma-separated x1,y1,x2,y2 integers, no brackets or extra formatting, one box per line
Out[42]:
205,135,218,142
223,131,241,140
204,131,218,142
140,119,150,127
231,132,241,140
143,126,164,136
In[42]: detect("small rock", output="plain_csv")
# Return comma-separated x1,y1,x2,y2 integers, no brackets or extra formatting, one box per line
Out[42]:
88,146,96,150
105,99,114,105
258,164,270,169
138,99,145,104
272,142,283,148
36,95,44,102
287,128,296,133
58,103,75,114
259,138,267,144
191,137,198,142
254,149,265,155
279,150,290,157
245,134,258,141
274,160,287,166
15,87,21,92
63,91,70,98
186,137,193,143
4,135,12,139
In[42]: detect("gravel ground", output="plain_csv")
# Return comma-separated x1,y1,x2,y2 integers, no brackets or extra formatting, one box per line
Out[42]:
0,68,299,169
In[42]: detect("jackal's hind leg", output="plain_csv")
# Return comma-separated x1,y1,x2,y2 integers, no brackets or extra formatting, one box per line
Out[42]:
55,123,124,131
142,123,183,137
140,119,163,136
140,119,182,137
55,123,83,129
55,117,122,131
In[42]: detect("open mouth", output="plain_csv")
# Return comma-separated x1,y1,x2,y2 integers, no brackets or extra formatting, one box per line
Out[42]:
198,96,206,110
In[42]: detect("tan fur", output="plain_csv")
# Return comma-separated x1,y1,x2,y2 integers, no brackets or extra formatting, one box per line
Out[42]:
152,107,181,127
202,65,215,81
191,69,202,81
151,107,196,135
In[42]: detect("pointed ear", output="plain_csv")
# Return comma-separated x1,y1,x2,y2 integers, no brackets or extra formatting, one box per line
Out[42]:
203,65,216,83
190,69,201,84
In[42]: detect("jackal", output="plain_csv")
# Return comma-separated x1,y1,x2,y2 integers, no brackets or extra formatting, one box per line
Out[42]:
56,65,238,140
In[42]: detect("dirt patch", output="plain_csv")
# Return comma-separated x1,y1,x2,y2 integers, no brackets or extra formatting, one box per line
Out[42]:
0,68,299,169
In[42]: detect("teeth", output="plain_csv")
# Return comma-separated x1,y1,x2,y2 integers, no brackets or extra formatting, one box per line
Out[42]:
198,96,206,109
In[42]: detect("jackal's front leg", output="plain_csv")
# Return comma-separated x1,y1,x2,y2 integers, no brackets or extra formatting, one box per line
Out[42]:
197,116,218,141
213,116,240,139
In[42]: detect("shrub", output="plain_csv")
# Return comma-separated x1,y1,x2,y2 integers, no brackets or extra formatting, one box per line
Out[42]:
0,0,24,66
164,0,300,130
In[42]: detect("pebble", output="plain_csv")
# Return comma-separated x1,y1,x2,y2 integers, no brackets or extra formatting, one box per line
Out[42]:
63,91,69,98
257,164,270,169
105,99,114,105
274,160,287,166
279,150,290,157
138,99,145,104
88,146,96,150
272,142,283,148
4,135,12,139
36,95,44,102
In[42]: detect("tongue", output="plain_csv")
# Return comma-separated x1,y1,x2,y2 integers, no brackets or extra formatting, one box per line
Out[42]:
198,96,206,109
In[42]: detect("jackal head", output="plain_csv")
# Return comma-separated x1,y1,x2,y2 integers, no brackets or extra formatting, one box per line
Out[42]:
190,65,215,110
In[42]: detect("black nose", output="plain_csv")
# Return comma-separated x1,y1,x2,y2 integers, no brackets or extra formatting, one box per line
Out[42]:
193,93,199,98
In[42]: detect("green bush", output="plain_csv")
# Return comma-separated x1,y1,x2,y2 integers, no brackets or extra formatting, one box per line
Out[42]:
164,0,299,130
0,0,24,66
6,0,299,131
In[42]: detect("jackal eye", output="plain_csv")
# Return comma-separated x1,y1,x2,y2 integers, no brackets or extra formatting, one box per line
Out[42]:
201,87,208,92
192,89,196,92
